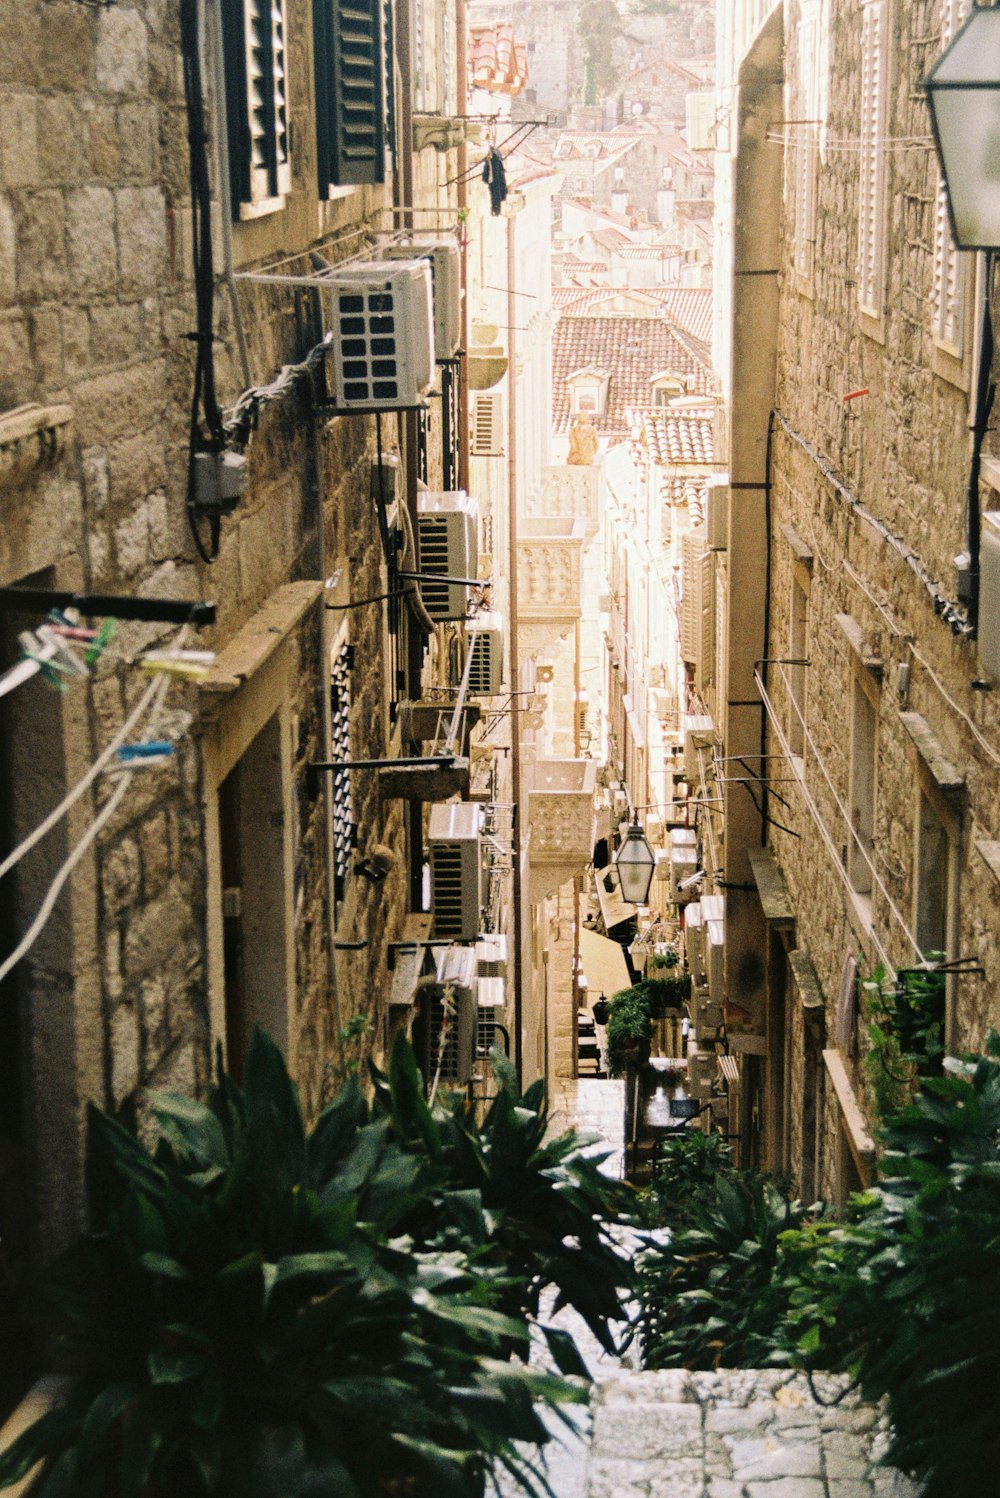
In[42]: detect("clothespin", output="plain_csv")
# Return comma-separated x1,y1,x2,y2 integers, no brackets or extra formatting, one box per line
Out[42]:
116,741,175,763
140,654,212,682
35,625,90,680
84,618,116,667
18,630,72,690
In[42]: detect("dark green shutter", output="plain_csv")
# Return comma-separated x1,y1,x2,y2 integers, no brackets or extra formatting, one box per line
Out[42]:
314,0,386,193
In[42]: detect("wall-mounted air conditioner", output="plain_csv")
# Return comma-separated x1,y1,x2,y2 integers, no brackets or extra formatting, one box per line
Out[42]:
325,260,434,410
381,240,461,361
687,1041,716,1100
471,391,505,456
683,714,714,781
669,826,698,904
476,976,506,1054
706,476,729,551
463,612,504,696
980,511,1000,680
691,988,724,1041
684,900,705,983
417,491,479,619
428,801,483,940
701,893,725,1007
575,692,590,742
422,945,478,1087
476,932,508,978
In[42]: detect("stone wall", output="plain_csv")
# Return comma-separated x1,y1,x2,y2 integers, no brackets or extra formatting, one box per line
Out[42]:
751,0,1000,1189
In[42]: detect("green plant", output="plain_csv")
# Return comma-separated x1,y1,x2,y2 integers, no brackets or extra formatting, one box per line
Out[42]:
605,985,653,1078
0,1031,589,1498
640,1130,735,1234
649,947,680,972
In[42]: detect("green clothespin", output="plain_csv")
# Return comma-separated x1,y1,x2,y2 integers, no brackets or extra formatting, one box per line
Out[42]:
84,618,116,668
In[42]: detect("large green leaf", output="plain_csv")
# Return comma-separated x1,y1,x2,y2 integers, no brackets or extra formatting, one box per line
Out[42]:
152,1093,231,1170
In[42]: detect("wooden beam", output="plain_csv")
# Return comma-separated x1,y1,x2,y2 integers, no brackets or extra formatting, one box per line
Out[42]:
377,760,470,800
823,1048,876,1179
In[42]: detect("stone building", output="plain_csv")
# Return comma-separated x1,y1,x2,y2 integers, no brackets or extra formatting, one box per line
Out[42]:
712,0,1000,1197
0,0,528,1421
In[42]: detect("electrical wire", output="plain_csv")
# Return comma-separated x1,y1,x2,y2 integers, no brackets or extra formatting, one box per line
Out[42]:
0,672,168,884
0,673,174,988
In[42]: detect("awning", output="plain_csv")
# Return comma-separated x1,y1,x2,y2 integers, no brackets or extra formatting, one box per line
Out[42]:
580,927,631,999
594,869,636,932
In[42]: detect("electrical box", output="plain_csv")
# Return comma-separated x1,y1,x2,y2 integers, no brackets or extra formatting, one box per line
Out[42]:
428,801,484,940
417,490,479,619
325,260,434,410
381,240,461,361
471,391,505,456
700,893,725,1007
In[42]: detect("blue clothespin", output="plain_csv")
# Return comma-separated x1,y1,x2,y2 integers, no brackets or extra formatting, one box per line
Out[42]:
116,741,175,763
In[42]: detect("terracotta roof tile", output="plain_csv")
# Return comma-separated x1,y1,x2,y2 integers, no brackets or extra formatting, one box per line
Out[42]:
552,317,714,435
634,406,715,465
550,287,713,345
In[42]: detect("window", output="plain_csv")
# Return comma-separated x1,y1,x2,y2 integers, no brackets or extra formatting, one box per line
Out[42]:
915,787,952,956
847,674,877,896
313,0,387,193
788,574,808,759
931,0,970,358
222,0,291,218
858,0,889,319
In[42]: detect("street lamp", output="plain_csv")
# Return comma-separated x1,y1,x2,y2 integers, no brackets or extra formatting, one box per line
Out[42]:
614,821,656,905
924,5,1000,249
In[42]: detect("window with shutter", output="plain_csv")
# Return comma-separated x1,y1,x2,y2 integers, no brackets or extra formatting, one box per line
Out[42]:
221,0,291,218
931,0,969,356
792,0,819,284
857,0,888,319
330,639,355,901
314,0,386,193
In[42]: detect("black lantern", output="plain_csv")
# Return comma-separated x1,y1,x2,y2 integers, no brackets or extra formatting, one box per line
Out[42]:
614,821,656,905
924,6,1000,249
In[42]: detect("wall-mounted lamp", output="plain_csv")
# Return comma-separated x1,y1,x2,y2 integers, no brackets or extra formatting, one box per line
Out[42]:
614,822,656,905
924,7,1000,248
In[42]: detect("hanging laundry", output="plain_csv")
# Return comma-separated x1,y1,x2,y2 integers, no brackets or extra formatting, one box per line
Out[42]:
482,148,508,216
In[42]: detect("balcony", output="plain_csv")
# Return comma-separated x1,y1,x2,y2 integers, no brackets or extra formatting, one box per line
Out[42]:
527,463,602,535
517,517,586,623
525,757,597,902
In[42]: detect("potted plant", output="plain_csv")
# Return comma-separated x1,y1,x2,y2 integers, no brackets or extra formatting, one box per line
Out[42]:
605,984,655,1077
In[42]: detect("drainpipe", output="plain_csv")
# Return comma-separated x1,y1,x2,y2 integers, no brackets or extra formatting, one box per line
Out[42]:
507,211,524,1090
205,0,251,387
572,618,581,1080
455,0,470,493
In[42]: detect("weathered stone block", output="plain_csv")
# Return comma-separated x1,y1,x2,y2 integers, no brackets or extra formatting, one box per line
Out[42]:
37,95,89,185
110,1001,140,1105
101,835,141,916
725,1434,822,1483
0,93,38,189
66,186,116,294
96,6,149,94
116,186,167,293
118,102,160,180
123,886,192,976
0,194,15,306
16,189,67,300
63,306,90,376
29,307,62,386
591,1401,703,1462
88,105,121,180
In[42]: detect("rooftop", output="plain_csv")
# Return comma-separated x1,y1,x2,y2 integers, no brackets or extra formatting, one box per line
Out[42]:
552,317,714,436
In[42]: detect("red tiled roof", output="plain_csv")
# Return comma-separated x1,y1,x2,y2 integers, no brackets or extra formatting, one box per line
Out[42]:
470,23,528,95
614,244,682,261
632,406,715,465
550,287,713,345
552,317,714,435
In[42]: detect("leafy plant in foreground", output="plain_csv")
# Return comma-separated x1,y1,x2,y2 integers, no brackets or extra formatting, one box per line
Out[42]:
0,1031,592,1498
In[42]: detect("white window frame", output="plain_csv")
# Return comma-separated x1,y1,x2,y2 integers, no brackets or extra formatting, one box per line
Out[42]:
931,0,971,373
234,0,292,220
792,0,820,289
857,0,889,326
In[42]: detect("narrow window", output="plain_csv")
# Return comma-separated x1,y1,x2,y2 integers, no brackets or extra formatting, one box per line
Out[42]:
313,0,387,193
858,0,888,318
221,0,291,217
792,0,820,283
915,788,951,957
847,675,877,895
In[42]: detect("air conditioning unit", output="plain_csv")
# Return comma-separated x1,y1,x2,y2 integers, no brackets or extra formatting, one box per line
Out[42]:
325,260,434,409
381,240,461,361
691,988,724,1041
422,945,478,1087
476,975,506,1054
575,692,590,742
463,612,504,696
706,476,729,551
684,900,705,983
687,1041,716,1100
669,829,698,905
417,491,479,619
428,801,484,940
683,714,714,781
476,932,508,977
471,391,505,456
686,90,717,152
701,893,725,1006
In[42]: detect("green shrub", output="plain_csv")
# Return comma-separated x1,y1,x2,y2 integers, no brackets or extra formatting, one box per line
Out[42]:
640,1130,735,1234
0,1031,626,1498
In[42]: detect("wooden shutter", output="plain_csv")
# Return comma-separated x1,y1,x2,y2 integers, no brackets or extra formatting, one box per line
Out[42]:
314,0,386,192
222,0,290,215
857,0,887,316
